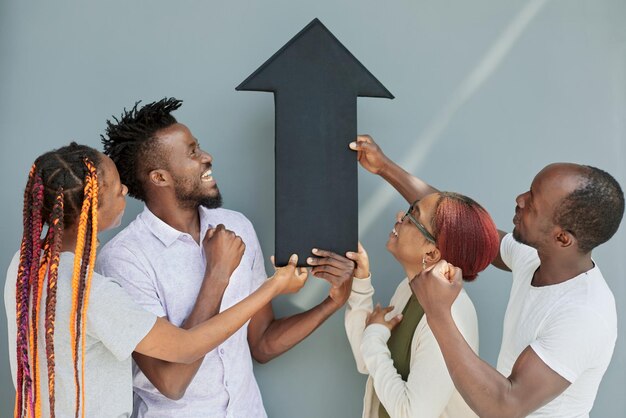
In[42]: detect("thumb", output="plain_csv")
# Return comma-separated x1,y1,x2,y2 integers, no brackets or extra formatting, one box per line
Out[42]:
287,254,298,268
205,227,217,240
389,314,403,328
270,255,277,271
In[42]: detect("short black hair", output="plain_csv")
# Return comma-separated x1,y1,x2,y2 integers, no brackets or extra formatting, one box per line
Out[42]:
554,165,624,253
101,97,182,201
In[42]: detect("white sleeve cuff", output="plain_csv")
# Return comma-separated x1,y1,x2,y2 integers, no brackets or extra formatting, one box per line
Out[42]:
352,273,373,294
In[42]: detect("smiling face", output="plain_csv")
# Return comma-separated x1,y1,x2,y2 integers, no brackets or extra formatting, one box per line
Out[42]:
154,123,222,209
97,153,128,232
387,192,440,271
512,163,583,249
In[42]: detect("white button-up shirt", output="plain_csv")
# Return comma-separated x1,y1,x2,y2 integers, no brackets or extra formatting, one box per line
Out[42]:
96,206,268,418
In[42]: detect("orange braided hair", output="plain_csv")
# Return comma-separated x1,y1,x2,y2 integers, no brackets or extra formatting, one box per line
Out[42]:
69,158,99,418
15,144,101,418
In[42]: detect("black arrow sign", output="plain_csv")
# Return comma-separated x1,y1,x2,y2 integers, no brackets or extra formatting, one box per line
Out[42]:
237,18,393,266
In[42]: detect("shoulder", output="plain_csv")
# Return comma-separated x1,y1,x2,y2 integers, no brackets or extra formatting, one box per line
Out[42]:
549,269,616,334
450,289,479,338
100,216,149,254
500,233,538,269
4,250,20,290
202,207,253,225
390,278,412,303
201,207,257,237
4,251,20,317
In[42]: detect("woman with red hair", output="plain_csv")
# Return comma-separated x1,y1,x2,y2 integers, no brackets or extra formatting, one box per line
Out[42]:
343,137,499,418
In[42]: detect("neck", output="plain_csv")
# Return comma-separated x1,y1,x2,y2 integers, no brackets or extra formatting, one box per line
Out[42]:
60,223,79,253
404,265,422,282
534,250,594,286
147,199,201,241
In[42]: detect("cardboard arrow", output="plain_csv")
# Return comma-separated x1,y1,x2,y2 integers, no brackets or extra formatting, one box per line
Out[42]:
237,18,393,266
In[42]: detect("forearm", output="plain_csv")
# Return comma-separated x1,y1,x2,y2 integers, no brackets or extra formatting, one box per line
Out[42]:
345,278,375,373
137,278,279,367
252,296,340,363
134,269,229,399
428,313,520,418
379,158,438,203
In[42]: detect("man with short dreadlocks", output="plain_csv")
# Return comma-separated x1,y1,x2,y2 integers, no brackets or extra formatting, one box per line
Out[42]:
96,98,355,417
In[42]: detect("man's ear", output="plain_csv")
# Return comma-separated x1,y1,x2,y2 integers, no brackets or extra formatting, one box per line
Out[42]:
555,228,575,249
148,169,171,188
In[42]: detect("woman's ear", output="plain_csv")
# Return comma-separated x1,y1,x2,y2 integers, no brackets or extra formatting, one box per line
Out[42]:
424,247,441,265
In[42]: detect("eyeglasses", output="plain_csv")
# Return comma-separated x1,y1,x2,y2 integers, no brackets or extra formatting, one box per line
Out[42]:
402,200,436,244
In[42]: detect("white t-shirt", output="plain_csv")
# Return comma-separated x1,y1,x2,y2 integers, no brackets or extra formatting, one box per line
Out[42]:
497,234,617,418
5,251,157,417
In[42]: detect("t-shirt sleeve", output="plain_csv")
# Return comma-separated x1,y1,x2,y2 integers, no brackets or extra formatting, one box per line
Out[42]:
500,233,537,273
4,251,20,387
95,244,166,318
87,275,157,361
530,306,614,383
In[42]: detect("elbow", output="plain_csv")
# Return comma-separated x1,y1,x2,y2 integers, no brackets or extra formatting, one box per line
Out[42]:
476,394,526,418
151,378,189,401
250,348,275,364
250,342,278,364
481,410,524,418
160,387,186,401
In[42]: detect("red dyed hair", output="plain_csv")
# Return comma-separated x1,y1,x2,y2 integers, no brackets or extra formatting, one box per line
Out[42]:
432,192,499,281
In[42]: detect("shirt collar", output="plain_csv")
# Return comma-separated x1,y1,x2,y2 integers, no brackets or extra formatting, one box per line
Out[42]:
140,205,214,247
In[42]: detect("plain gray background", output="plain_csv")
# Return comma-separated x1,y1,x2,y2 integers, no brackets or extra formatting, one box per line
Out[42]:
1,1,624,417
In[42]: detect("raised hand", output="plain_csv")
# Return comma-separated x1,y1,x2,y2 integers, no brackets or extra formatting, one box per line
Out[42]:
366,304,403,332
345,242,370,279
203,224,245,280
349,134,390,175
409,260,463,320
270,254,309,295
307,248,356,307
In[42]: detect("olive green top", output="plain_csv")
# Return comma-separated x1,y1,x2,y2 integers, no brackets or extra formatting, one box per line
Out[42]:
379,294,425,418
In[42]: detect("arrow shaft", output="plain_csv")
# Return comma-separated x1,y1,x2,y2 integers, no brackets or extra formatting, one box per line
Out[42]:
273,94,358,264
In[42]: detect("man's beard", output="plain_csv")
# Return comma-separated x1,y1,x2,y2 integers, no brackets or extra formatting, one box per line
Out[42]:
512,227,527,245
174,176,223,209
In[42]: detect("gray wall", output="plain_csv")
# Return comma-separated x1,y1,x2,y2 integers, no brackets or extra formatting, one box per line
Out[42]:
1,1,625,417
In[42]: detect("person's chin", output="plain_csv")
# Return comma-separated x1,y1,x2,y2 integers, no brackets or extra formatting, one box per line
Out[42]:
512,227,526,245
385,238,395,254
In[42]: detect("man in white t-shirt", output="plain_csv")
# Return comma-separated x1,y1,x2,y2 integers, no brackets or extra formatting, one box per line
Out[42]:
350,134,624,417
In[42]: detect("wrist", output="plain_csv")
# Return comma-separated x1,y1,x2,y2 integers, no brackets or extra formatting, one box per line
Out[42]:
425,308,453,328
265,274,283,296
323,295,343,312
203,266,231,284
377,155,392,177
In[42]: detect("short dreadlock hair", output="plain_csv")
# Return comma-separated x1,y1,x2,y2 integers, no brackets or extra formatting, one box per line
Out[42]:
554,165,624,253
101,98,182,201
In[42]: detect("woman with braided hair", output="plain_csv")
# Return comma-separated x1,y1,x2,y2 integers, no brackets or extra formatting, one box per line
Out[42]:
4,142,308,418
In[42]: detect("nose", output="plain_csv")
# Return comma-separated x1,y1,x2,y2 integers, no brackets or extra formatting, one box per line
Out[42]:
516,191,528,208
200,150,213,164
122,184,128,196
395,211,404,223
